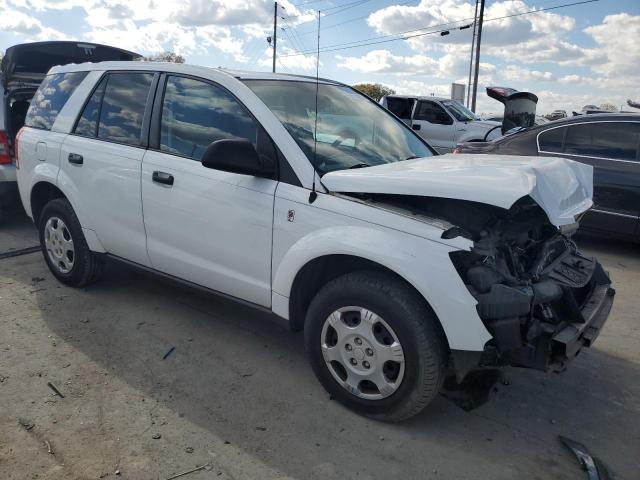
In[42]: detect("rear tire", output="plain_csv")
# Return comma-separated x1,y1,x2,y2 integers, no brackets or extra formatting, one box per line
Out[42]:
304,271,447,422
38,198,104,287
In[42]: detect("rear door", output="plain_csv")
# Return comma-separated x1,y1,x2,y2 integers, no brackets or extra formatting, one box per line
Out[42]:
411,100,455,153
384,97,414,126
141,74,277,306
17,71,88,200
60,71,157,266
538,121,640,238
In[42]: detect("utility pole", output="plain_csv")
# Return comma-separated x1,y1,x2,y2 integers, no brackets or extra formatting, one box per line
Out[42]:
466,0,479,108
272,2,278,73
470,0,485,112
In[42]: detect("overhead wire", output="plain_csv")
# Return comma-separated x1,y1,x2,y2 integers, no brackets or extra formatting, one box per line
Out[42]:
279,0,600,57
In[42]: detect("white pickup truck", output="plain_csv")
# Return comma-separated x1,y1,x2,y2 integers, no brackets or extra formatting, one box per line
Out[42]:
16,62,613,421
380,95,501,153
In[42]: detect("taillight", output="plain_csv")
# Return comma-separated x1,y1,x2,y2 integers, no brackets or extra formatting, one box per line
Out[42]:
0,131,10,165
453,146,462,154
14,128,24,169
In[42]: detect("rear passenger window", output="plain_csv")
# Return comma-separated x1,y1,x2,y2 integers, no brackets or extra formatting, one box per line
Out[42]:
98,72,154,146
538,127,565,153
74,77,107,138
565,122,640,161
386,97,413,121
25,72,87,130
160,76,258,160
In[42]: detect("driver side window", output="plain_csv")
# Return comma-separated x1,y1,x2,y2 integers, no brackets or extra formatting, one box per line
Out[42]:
414,101,453,125
160,76,259,161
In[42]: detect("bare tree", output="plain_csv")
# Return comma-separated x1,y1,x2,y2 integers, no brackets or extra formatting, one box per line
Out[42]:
599,103,618,112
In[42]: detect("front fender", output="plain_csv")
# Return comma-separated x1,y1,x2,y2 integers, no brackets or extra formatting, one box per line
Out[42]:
273,225,492,351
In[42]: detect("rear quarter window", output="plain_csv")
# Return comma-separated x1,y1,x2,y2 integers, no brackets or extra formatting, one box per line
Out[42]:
538,126,566,153
24,72,88,130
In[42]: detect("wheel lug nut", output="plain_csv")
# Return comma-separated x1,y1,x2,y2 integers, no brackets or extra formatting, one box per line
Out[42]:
350,358,357,365
354,338,362,345
363,361,370,368
365,348,373,356
345,344,352,351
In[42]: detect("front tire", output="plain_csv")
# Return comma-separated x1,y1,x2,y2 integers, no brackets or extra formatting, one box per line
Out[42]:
304,271,447,422
38,198,104,287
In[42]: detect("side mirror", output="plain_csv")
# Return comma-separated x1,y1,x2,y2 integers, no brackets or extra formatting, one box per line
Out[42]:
201,138,275,178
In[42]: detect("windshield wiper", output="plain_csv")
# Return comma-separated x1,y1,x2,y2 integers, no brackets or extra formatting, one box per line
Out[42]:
348,163,370,169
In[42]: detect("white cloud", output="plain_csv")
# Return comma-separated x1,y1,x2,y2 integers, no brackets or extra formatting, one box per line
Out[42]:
258,47,317,71
584,13,640,86
0,1,68,40
501,65,554,82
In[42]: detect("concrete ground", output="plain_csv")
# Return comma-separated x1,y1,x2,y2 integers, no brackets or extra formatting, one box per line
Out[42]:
1,212,639,480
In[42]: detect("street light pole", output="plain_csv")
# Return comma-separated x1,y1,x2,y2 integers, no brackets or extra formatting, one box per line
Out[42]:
272,2,278,73
466,0,479,108
471,0,485,112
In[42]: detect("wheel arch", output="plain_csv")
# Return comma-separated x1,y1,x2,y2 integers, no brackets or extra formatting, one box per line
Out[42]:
30,181,67,225
288,254,439,333
273,226,492,352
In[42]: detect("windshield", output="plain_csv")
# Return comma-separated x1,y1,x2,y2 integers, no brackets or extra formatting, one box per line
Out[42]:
242,80,434,175
441,100,477,122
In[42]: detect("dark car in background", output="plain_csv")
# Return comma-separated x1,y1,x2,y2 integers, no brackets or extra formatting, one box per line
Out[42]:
456,114,640,241
0,41,140,217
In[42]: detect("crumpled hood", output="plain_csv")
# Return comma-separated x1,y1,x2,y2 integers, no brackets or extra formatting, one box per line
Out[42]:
322,154,593,227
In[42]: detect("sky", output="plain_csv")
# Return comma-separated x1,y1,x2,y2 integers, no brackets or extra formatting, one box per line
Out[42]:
1,0,639,115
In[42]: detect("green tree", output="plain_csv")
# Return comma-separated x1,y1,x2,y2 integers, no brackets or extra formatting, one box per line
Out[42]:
352,83,396,102
142,51,185,63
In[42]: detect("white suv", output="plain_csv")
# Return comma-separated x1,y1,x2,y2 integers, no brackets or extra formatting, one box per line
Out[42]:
17,62,614,421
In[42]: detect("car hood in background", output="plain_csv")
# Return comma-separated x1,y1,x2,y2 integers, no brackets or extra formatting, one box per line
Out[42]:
322,154,593,227
1,41,141,87
472,119,502,129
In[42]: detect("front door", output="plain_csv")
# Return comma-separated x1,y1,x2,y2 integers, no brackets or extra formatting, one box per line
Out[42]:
411,100,455,153
141,75,277,307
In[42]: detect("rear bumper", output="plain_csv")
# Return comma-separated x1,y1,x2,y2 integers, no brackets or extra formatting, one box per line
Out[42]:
0,166,19,209
0,163,17,183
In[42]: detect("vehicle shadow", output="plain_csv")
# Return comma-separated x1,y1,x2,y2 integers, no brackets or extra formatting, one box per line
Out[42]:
11,240,639,480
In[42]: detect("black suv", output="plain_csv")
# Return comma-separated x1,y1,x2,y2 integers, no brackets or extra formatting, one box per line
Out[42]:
456,114,640,241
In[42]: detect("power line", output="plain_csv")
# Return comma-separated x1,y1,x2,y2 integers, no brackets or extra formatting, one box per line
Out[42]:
281,0,373,23
279,0,599,57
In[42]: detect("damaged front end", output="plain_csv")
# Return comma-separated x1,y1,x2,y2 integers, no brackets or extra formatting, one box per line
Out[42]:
446,197,615,373
346,191,614,377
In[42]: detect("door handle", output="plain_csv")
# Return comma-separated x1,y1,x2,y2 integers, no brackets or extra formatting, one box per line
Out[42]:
152,171,174,186
68,153,83,165
412,124,421,131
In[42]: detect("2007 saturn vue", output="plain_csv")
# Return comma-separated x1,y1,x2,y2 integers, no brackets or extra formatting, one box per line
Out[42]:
16,62,614,421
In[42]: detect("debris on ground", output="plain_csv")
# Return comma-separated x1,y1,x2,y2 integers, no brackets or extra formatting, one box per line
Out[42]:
440,370,502,411
152,433,162,439
45,440,54,454
18,418,34,431
46,381,65,398
255,426,266,431
163,347,176,360
165,463,210,480
559,435,611,480
184,447,194,454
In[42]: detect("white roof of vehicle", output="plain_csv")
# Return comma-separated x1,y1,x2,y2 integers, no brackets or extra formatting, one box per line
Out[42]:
386,95,450,102
48,61,341,84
